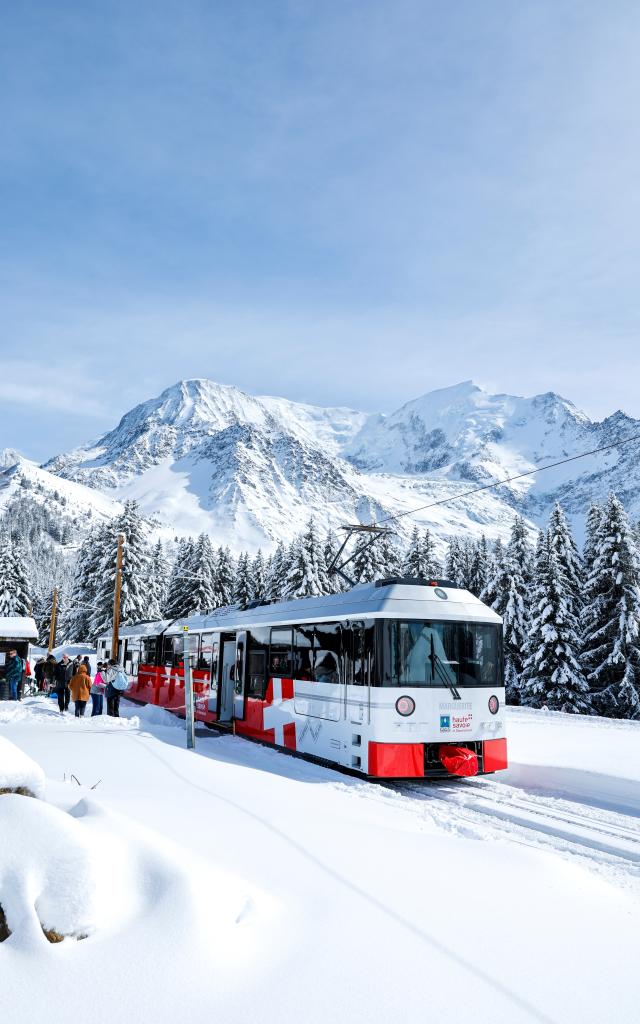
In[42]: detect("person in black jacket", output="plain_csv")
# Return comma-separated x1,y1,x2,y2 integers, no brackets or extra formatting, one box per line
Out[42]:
54,655,73,713
43,655,57,693
34,658,46,690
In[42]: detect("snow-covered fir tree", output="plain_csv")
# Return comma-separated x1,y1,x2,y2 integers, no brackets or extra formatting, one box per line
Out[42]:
284,518,332,598
90,501,153,639
508,515,534,590
64,523,109,642
582,494,640,719
323,529,345,593
351,532,389,584
444,536,467,586
466,535,490,597
480,539,503,607
0,532,32,616
266,540,290,600
164,538,195,619
234,551,253,606
482,524,530,704
547,503,583,612
250,550,266,601
421,528,442,579
183,533,217,614
148,539,170,619
403,526,424,577
379,530,403,579
212,546,236,607
403,526,441,579
521,531,589,712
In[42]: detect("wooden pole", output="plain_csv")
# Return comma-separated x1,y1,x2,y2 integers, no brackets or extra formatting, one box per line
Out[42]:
48,588,58,654
111,533,125,661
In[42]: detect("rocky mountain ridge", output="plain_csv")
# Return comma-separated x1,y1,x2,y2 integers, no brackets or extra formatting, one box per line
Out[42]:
29,378,640,554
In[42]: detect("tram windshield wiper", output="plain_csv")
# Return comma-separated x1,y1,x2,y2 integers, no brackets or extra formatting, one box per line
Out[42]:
431,652,461,701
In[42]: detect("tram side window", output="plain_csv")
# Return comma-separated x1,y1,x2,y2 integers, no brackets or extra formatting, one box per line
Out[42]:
248,651,267,697
210,641,219,689
171,636,184,667
247,627,269,697
269,627,293,677
124,640,140,676
293,627,313,679
312,623,341,684
348,622,375,685
162,636,174,666
141,637,157,665
197,633,215,671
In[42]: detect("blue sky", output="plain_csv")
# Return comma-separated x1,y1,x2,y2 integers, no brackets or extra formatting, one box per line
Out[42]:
2,1,640,461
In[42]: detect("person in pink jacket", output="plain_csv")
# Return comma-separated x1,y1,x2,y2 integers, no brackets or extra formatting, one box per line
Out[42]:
90,662,106,717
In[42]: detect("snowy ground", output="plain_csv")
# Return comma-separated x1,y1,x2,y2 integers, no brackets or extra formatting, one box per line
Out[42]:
1,699,639,1024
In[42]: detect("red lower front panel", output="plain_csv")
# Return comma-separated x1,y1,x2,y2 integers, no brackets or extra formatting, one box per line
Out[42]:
483,737,508,772
368,742,425,778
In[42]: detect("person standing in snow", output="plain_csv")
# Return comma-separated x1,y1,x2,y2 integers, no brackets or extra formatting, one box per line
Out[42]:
34,658,46,691
5,650,24,701
43,654,57,693
104,658,126,717
69,663,91,717
82,656,92,675
90,662,106,717
54,655,73,713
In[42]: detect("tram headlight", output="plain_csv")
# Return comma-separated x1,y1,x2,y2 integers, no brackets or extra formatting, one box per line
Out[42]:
488,695,499,715
395,695,415,717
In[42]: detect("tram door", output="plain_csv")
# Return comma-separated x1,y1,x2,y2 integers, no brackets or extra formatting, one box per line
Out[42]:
219,636,237,723
349,621,367,725
233,631,247,721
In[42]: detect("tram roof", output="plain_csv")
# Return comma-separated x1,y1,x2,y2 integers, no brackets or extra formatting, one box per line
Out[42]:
97,619,170,642
163,581,501,636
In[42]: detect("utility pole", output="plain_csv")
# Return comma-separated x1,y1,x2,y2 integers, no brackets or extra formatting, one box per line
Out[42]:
111,533,125,661
183,625,195,750
48,588,58,654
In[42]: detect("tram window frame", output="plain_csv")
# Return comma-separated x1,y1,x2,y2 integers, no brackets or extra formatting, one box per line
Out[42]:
162,636,174,667
197,632,215,671
293,627,313,680
269,627,293,677
377,619,503,688
247,627,270,698
310,623,342,684
141,636,158,666
170,636,183,667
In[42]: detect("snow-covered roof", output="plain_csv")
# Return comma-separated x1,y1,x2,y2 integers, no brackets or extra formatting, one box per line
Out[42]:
0,616,38,640
96,620,170,642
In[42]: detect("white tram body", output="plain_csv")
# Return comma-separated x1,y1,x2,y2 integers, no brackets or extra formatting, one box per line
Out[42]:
101,579,508,780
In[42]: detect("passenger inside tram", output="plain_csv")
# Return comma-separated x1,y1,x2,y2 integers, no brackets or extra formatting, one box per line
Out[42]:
314,653,339,684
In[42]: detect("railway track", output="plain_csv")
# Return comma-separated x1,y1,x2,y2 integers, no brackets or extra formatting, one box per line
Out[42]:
386,775,640,880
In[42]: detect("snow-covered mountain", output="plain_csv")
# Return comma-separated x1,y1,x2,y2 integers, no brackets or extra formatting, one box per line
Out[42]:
35,378,640,554
0,450,119,528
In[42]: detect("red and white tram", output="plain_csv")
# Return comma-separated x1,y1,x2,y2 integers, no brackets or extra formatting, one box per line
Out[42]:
97,578,508,780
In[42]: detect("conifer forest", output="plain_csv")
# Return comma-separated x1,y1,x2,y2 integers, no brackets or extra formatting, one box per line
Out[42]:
2,493,640,720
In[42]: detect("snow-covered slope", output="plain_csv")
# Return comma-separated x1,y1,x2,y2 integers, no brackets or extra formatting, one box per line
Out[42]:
0,450,119,532
1,698,639,1024
38,378,640,553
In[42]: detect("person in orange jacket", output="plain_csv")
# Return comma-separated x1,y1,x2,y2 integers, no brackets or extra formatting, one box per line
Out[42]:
69,663,92,718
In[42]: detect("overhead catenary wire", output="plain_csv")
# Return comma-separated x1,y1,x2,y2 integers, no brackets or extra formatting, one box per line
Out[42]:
373,430,640,528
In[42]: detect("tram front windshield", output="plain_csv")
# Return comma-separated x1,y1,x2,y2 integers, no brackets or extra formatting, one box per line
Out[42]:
382,620,502,687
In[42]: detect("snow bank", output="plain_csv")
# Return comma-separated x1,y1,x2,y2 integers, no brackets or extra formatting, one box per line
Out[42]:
506,706,640,814
0,795,113,940
0,735,45,797
126,703,183,730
